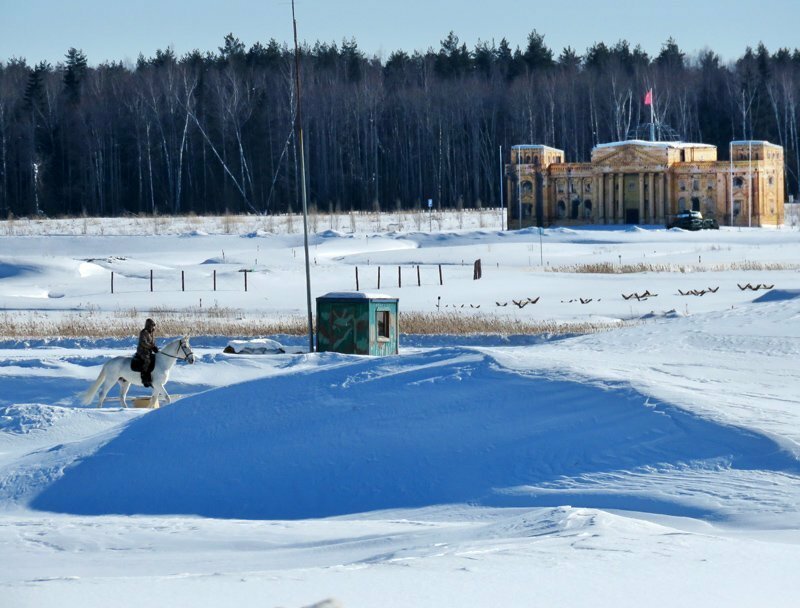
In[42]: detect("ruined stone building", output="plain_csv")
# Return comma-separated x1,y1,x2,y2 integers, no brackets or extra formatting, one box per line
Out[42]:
505,140,785,228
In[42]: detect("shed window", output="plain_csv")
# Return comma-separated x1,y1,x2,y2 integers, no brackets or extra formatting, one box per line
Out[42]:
377,310,390,340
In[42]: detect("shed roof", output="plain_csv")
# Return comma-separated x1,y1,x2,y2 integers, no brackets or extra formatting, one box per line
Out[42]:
318,291,397,301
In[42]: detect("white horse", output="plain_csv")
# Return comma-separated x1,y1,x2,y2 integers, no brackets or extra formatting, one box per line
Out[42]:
82,336,195,408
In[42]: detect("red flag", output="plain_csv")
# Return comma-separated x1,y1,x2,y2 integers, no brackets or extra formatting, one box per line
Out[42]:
644,89,653,106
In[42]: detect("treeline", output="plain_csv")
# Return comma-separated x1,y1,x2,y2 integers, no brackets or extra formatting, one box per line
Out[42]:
2,32,800,218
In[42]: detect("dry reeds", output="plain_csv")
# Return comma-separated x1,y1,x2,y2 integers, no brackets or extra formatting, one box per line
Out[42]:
0,309,307,339
546,261,800,274
398,312,626,336
0,309,626,339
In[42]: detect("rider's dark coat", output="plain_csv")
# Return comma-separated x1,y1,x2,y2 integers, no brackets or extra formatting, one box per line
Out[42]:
136,327,158,364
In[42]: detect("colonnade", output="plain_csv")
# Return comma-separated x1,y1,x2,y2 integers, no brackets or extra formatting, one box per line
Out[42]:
594,171,669,224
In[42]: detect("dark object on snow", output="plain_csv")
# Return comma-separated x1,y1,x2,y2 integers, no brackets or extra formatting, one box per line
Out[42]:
667,210,719,230
223,340,286,355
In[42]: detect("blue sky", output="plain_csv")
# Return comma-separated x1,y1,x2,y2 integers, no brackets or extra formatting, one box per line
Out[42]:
2,0,798,66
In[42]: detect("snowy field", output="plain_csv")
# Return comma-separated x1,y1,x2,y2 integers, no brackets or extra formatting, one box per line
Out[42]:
2,211,800,607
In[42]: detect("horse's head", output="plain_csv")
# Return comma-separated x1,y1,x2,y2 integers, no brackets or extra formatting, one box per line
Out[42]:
179,336,195,364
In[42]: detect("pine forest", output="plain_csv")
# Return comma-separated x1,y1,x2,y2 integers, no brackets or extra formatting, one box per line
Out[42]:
2,32,800,218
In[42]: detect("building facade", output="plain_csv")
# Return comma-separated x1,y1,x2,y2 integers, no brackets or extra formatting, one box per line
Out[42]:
506,140,785,228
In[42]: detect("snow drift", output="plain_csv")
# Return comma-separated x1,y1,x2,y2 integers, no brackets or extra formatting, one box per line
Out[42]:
32,348,797,520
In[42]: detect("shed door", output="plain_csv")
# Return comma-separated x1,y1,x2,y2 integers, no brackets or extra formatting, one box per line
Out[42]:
329,305,357,354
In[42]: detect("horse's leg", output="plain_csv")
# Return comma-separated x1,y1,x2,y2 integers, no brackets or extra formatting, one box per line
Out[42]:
119,379,131,409
97,378,115,409
149,384,162,408
161,384,172,404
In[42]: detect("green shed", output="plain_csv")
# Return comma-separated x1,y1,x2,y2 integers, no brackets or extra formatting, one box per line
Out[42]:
316,292,399,356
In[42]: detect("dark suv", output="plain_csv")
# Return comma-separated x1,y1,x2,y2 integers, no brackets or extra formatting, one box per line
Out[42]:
667,210,719,230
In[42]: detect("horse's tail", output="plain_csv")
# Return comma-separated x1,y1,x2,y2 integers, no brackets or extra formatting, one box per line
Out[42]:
81,365,107,405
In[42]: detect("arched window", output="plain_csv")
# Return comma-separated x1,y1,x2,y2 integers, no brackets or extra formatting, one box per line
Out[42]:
571,199,580,219
521,181,533,195
583,200,593,219
733,176,744,188
557,200,567,219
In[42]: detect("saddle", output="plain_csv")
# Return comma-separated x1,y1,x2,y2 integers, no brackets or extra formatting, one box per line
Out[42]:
131,355,155,374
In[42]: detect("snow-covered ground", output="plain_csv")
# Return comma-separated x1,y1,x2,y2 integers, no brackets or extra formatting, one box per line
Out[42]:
2,213,800,607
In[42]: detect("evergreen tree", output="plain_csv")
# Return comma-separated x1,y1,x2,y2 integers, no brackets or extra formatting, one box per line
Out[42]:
63,48,87,103
522,30,554,71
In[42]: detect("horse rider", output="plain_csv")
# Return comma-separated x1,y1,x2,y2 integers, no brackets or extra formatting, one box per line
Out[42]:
136,318,159,387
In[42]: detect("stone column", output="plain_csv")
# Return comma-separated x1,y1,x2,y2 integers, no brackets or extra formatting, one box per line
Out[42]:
664,172,672,220
598,174,605,223
638,172,645,224
617,173,624,223
648,172,655,222
611,173,622,224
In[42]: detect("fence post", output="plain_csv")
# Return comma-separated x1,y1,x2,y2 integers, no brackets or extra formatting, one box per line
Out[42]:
473,259,482,280
150,269,153,292
213,269,216,291
111,271,114,294
417,265,421,287
377,266,381,289
439,264,443,286
355,266,359,291
181,270,185,292
398,266,402,288
244,269,248,292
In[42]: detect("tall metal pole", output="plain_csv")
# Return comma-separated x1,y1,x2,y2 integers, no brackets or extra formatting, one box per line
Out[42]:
538,227,543,266
517,164,522,231
748,140,752,228
292,0,314,352
499,145,505,231
729,141,734,227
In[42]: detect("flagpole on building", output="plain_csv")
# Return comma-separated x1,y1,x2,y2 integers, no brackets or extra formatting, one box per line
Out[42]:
644,88,655,142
